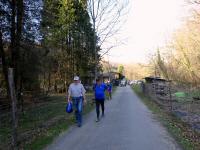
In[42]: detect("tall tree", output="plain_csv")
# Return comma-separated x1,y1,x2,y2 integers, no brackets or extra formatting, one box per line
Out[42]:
87,0,129,79
41,0,97,92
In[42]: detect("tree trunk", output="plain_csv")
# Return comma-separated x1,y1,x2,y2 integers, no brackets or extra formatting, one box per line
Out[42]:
14,0,23,90
54,80,57,93
0,31,10,97
47,71,51,94
8,68,18,150
43,72,46,93
93,21,97,80
18,76,24,113
11,0,16,69
10,0,23,92
18,52,25,113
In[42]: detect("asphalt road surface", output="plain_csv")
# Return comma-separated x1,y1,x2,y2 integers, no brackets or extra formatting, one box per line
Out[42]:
45,86,181,150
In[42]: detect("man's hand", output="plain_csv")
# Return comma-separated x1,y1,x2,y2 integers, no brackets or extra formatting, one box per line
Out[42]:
67,92,71,103
67,98,71,103
84,99,87,104
83,96,87,104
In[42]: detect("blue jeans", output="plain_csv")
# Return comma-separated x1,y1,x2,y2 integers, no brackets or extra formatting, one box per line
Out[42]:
72,97,83,126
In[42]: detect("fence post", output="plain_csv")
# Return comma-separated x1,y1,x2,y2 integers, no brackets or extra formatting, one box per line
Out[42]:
8,68,18,150
168,81,172,112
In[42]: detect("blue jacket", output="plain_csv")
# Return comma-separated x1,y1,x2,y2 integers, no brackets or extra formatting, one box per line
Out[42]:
94,83,107,100
107,84,112,92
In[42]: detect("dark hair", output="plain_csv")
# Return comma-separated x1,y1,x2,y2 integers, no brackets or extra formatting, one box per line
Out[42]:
96,78,100,82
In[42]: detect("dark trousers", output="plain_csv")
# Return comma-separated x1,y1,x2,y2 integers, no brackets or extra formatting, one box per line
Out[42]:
95,100,104,119
108,91,112,99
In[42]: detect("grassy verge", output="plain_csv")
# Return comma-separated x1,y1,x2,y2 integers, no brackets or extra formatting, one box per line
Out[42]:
0,96,67,149
132,85,200,150
23,118,73,150
22,94,94,150
24,102,94,150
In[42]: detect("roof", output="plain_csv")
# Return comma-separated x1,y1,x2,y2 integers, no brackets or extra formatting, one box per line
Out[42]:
144,76,167,83
101,72,120,77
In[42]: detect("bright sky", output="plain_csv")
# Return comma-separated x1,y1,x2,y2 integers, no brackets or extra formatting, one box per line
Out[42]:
108,0,189,64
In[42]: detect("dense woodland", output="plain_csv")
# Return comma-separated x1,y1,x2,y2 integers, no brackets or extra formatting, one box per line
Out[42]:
0,0,129,103
0,0,99,99
0,0,128,99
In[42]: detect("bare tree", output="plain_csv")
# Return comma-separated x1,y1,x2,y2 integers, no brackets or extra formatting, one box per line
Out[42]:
87,0,129,79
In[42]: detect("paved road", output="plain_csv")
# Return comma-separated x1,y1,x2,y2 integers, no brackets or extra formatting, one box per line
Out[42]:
45,86,181,150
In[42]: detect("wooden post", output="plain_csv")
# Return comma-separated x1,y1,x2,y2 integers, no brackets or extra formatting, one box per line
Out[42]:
168,81,172,112
8,68,18,150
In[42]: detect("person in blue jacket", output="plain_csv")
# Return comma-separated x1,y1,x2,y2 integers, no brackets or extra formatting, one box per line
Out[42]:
93,78,107,122
107,80,112,100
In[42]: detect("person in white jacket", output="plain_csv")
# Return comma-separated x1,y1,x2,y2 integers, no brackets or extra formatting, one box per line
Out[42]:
67,76,86,127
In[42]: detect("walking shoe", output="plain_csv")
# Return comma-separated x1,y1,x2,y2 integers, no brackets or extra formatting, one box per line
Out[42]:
77,123,82,127
102,114,105,117
95,118,100,122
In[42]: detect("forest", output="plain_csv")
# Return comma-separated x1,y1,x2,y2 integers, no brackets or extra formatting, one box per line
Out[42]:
0,0,128,149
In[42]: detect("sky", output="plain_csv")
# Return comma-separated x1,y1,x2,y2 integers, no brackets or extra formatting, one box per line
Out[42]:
107,0,190,64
